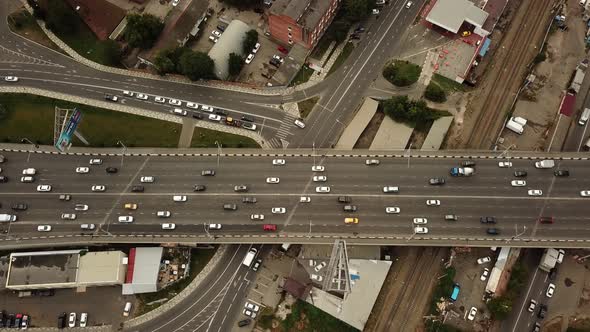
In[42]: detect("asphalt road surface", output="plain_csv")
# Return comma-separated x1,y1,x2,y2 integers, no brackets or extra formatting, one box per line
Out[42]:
1,151,590,246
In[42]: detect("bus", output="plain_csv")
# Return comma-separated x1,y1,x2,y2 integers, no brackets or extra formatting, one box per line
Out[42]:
450,283,460,301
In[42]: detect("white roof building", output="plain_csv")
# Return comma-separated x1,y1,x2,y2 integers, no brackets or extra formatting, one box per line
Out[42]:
208,20,251,79
426,0,489,35
122,247,163,295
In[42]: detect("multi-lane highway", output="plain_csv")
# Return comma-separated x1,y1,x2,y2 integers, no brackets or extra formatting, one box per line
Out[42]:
1,150,590,248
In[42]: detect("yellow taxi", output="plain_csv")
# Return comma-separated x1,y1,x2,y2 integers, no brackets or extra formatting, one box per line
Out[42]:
124,203,138,210
344,218,359,224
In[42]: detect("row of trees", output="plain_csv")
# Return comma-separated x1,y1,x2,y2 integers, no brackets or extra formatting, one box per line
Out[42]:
125,14,164,49
154,47,216,81
324,0,373,43
382,60,421,87
382,95,442,126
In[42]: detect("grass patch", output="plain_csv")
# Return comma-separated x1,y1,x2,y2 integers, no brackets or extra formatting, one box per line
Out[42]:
8,10,62,52
190,127,260,148
327,42,354,76
0,93,181,147
383,60,421,87
136,248,217,315
311,35,335,59
57,21,121,67
297,96,320,119
431,74,467,93
290,65,315,87
281,299,359,332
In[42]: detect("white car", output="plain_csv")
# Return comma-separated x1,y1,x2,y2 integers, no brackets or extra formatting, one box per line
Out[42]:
266,177,280,184
300,196,311,203
557,249,565,263
244,302,260,312
405,1,413,8
68,313,76,328
212,30,222,38
89,158,102,165
20,176,34,183
79,313,87,328
4,76,19,82
157,211,171,218
372,8,380,14
580,190,590,197
313,175,327,182
294,119,306,129
413,218,427,225
186,102,199,109
511,180,526,187
154,96,166,103
118,216,134,223
75,204,89,211
528,189,543,196
140,176,154,183
91,185,106,192
61,213,76,220
272,207,286,214
36,184,52,192
498,161,513,168
37,225,52,232
209,114,222,121
477,256,491,264
250,214,265,221
314,262,327,272
365,159,380,165
80,224,95,230
467,307,477,321
173,195,187,202
172,0,179,6
383,186,399,193
22,168,36,175
245,53,255,64
136,93,148,100
208,36,219,43
201,105,214,113
426,200,440,206
208,224,222,230
76,167,89,174
252,42,261,53
480,268,490,281
528,299,537,312
243,309,257,318
162,223,176,230
272,159,285,166
546,283,555,298
311,165,324,172
414,227,428,234
122,90,134,97
311,274,323,282
315,186,330,193
168,99,182,106
385,207,400,214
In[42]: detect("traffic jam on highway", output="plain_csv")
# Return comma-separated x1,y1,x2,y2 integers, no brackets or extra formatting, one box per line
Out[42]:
0,153,589,238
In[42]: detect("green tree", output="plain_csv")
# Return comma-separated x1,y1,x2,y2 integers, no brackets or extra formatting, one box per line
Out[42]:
221,0,260,9
242,30,259,54
344,0,371,21
228,53,244,77
178,51,215,81
45,0,78,34
487,296,512,320
124,14,164,49
154,49,176,74
99,40,122,66
383,60,422,87
425,83,447,102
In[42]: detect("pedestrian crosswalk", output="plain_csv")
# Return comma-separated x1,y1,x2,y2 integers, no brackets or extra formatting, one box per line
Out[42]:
276,113,297,140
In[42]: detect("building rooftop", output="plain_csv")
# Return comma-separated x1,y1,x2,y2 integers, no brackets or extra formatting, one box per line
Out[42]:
122,247,163,295
299,245,381,260
208,20,250,79
64,0,126,40
6,250,80,287
370,115,414,150
270,0,332,30
78,251,126,285
421,116,454,151
426,0,489,34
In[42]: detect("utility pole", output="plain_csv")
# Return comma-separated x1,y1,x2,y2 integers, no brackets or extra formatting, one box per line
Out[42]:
21,138,38,163
406,143,413,168
204,223,211,238
312,141,316,167
117,141,127,168
308,219,312,239
215,141,222,168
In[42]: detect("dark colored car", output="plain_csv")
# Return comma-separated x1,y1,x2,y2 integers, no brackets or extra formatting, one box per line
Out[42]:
338,196,351,203
59,194,71,201
217,25,226,32
131,185,144,192
11,203,28,211
201,170,215,176
537,304,547,319
461,160,476,167
532,322,541,332
539,216,554,224
193,184,206,192
480,216,497,224
429,177,446,185
214,109,228,116
554,170,570,177
106,167,118,173
278,45,288,54
242,197,257,204
104,94,118,102
349,34,360,40
241,116,254,122
237,319,251,327
7,314,14,328
192,112,203,119
354,26,365,33
0,176,7,183
487,228,500,235
514,170,527,177
548,268,557,280
269,58,281,67
263,224,277,231
34,289,55,296
57,312,66,328
343,205,357,212
223,204,237,211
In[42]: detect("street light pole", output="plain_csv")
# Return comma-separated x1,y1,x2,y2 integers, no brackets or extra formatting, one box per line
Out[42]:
215,141,222,168
204,223,211,238
308,219,312,239
21,138,38,163
117,141,127,168
312,141,316,167
406,143,413,168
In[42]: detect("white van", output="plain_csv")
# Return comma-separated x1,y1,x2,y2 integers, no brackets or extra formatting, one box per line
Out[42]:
506,119,524,135
172,108,187,116
0,214,17,222
579,108,590,126
242,248,258,267
123,302,132,317
280,243,291,252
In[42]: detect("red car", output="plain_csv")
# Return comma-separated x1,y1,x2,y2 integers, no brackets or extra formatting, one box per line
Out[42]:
263,224,277,231
277,46,288,54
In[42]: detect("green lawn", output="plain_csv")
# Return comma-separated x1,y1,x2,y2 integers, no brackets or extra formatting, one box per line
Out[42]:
297,96,320,119
327,42,355,76
431,74,468,93
281,300,359,332
136,248,217,315
383,60,422,87
7,10,62,52
0,94,181,147
191,127,260,148
290,65,315,87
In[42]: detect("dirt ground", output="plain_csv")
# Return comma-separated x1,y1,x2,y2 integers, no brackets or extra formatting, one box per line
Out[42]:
353,112,385,149
364,247,448,332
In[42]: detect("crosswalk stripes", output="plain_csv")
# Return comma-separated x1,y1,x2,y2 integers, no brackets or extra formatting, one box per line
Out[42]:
267,138,281,149
276,113,297,139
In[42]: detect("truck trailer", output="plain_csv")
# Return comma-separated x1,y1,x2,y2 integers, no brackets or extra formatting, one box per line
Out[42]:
539,248,560,272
